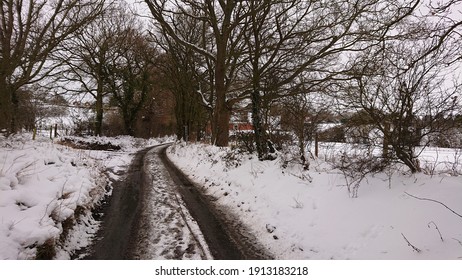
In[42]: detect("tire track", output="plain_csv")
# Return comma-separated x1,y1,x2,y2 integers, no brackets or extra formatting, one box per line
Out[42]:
84,144,271,260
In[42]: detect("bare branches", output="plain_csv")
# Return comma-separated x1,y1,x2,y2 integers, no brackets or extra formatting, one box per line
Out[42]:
55,2,144,135
0,0,108,133
405,192,462,219
401,233,422,253
424,0,462,64
1,0,107,87
428,221,444,242
145,0,256,146
144,0,216,60
145,0,458,153
335,8,462,172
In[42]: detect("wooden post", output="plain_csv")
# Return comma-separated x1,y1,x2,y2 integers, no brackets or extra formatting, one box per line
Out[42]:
383,121,390,159
54,124,58,138
50,126,53,140
314,132,319,158
32,127,37,140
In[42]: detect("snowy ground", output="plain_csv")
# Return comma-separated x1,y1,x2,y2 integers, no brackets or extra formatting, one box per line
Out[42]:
0,133,107,259
3,131,461,260
129,146,212,260
167,142,462,260
0,133,171,260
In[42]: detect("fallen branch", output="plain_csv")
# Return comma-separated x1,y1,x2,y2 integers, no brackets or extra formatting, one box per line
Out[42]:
427,221,444,242
401,233,422,253
453,238,462,248
404,192,462,219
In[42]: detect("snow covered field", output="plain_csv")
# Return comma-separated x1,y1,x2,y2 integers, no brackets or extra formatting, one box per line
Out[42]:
167,142,462,260
0,133,171,260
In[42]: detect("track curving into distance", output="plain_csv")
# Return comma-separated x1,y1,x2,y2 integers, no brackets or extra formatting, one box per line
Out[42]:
83,144,271,260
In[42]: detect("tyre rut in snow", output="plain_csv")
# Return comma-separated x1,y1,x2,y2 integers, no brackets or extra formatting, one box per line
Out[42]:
160,147,273,260
85,147,150,259
84,144,271,260
126,146,210,259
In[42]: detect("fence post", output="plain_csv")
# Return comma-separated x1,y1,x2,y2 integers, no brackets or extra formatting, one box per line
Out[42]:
315,132,319,157
383,121,390,159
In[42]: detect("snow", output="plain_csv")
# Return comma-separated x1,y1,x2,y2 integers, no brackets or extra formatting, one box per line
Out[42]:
0,133,173,260
167,142,462,259
130,146,212,260
2,130,461,260
0,133,107,259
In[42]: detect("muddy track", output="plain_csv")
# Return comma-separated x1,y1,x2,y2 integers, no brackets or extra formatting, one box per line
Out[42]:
84,147,151,259
160,147,273,260
84,144,272,260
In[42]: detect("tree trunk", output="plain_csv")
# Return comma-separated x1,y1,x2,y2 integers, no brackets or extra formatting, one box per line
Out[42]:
95,91,104,136
382,121,390,160
298,132,307,168
124,118,134,136
395,146,421,173
315,132,319,158
0,78,20,134
248,3,269,160
0,80,13,133
213,95,230,146
213,44,230,147
252,88,269,160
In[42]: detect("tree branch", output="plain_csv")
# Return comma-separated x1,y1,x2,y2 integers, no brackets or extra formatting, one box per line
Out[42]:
401,233,422,253
405,192,462,219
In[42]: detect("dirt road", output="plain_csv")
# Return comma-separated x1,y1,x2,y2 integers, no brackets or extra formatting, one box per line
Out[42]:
83,147,150,259
84,144,271,260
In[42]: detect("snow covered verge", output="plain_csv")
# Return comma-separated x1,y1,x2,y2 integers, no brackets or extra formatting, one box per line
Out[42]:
167,142,462,260
0,133,109,259
0,133,172,260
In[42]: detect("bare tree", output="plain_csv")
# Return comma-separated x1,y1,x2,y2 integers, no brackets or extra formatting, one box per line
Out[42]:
281,93,330,168
145,0,422,152
104,29,157,136
237,0,421,159
56,2,136,136
144,0,257,146
155,10,210,141
339,32,461,173
416,0,462,63
0,0,106,134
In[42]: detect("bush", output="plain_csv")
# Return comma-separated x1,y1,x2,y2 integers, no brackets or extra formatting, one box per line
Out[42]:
331,147,388,198
318,126,345,143
268,131,293,151
230,131,256,153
